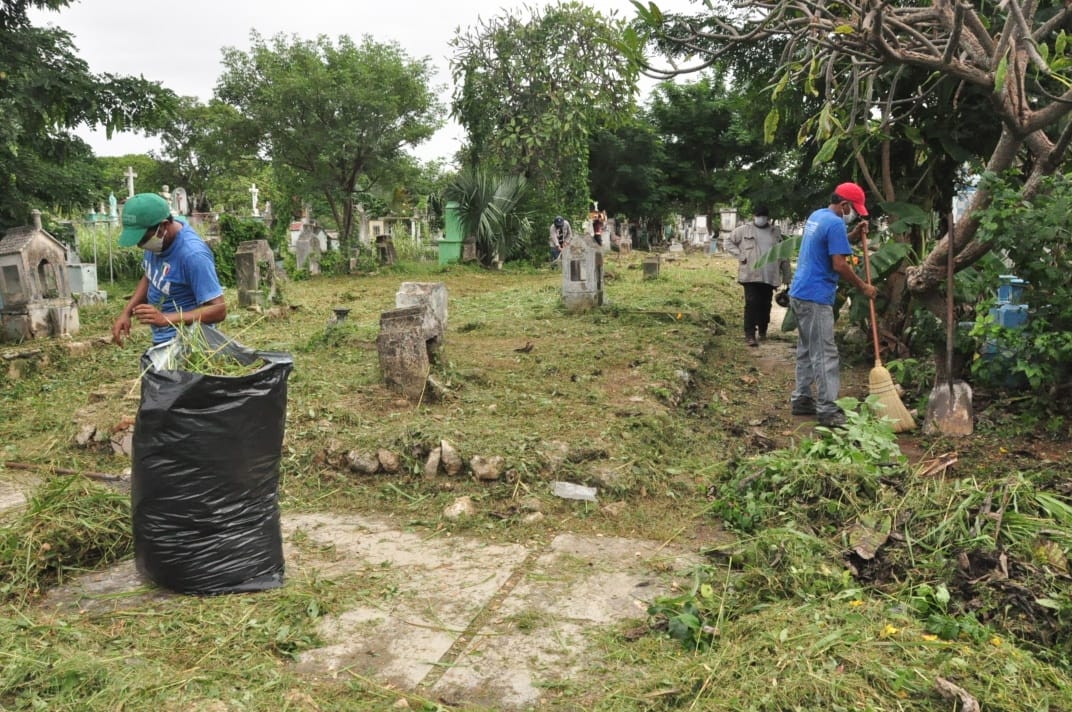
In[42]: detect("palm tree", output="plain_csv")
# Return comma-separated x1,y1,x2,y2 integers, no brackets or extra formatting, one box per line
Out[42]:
443,170,531,266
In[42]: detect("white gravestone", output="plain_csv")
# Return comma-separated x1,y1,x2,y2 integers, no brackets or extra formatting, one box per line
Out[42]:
124,166,137,198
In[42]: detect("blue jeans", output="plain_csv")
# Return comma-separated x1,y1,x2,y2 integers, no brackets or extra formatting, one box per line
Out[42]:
790,297,841,417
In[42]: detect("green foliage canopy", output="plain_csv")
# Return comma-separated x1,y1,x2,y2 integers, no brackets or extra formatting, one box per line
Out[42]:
450,1,641,221
215,32,443,251
0,0,177,229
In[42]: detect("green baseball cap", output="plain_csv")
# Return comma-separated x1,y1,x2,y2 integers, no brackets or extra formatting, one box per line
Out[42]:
118,193,171,247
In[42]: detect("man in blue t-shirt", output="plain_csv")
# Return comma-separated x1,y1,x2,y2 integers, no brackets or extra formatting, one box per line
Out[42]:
787,182,878,427
111,193,227,346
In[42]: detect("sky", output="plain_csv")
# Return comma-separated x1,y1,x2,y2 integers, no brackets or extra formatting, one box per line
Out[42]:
31,0,699,165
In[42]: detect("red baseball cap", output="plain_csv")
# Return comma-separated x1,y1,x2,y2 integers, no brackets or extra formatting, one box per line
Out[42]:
834,182,868,217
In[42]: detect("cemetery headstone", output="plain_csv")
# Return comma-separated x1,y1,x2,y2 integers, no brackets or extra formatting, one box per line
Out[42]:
250,184,260,217
377,305,430,401
376,234,397,265
235,240,278,308
294,223,322,275
173,187,189,216
395,282,447,360
124,166,137,198
561,233,604,312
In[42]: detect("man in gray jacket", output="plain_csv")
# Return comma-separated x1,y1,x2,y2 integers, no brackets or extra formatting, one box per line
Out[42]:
724,205,793,346
549,216,572,262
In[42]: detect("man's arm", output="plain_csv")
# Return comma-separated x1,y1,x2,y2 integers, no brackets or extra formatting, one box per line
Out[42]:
832,254,877,299
724,226,743,259
112,276,149,345
132,295,227,328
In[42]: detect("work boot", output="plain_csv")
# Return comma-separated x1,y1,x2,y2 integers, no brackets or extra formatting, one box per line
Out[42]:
745,334,758,347
758,328,768,340
817,410,848,429
791,397,817,415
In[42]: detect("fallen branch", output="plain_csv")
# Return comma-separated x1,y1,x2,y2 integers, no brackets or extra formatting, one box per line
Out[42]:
2,461,125,483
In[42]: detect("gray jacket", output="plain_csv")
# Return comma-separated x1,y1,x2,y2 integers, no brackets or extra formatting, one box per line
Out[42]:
724,221,792,287
549,220,573,249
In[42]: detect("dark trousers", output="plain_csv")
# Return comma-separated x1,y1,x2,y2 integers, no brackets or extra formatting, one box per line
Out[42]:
742,282,775,337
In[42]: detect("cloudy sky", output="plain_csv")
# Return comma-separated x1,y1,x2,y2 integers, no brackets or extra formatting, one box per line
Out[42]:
31,0,698,164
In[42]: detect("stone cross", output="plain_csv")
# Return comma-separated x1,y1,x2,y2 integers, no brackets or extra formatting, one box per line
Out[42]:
250,183,260,217
124,166,137,198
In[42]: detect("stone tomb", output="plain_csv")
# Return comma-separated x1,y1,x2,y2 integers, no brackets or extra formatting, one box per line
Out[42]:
377,282,450,401
561,234,604,312
294,223,322,275
395,282,447,360
377,306,429,401
0,211,80,342
235,240,278,308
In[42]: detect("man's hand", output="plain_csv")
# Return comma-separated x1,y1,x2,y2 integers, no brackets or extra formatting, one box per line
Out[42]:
132,304,169,327
849,220,870,243
862,283,879,300
111,314,132,346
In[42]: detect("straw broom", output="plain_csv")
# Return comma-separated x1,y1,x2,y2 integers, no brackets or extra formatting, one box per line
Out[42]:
860,233,916,432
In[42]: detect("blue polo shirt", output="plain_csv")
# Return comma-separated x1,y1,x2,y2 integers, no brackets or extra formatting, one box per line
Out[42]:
789,208,853,305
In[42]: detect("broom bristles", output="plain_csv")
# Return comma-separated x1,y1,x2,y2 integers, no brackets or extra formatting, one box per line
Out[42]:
869,364,916,432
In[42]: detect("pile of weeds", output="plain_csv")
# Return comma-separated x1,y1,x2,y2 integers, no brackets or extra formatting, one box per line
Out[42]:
0,476,131,603
608,593,1071,711
645,395,1072,709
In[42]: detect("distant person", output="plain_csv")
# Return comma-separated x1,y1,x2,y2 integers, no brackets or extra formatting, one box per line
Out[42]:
724,205,792,346
549,215,572,262
788,182,878,428
591,211,605,247
111,193,227,346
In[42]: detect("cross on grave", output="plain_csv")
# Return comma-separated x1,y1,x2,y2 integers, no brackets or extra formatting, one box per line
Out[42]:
124,166,137,198
250,183,260,217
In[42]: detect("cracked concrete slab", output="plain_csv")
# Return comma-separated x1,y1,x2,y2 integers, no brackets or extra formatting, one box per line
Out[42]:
40,510,698,711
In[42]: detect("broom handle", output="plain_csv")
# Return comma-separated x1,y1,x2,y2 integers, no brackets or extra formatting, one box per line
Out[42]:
947,213,956,393
860,232,882,367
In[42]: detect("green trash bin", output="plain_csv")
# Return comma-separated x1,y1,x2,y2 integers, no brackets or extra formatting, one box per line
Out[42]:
438,201,464,265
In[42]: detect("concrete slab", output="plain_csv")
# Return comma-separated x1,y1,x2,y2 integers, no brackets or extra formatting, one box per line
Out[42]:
428,532,697,709
285,513,530,689
40,511,699,711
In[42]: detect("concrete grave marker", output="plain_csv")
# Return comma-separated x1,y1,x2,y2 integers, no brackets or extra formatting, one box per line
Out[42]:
235,240,278,308
561,233,603,312
395,281,447,359
377,305,430,401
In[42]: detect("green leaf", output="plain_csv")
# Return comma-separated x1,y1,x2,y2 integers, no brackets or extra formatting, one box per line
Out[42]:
995,55,1008,92
812,136,840,166
764,107,780,144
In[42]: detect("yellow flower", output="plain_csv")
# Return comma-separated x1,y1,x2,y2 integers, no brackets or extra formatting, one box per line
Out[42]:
990,636,1003,647
849,600,864,607
880,623,900,638
921,634,938,641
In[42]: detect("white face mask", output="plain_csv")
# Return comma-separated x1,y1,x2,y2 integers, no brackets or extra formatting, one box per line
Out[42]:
139,225,166,254
842,205,857,226
753,216,769,228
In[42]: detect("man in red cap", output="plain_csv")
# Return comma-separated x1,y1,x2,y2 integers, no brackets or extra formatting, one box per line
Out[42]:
787,182,878,427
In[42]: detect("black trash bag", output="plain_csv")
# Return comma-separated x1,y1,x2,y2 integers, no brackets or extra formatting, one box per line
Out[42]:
131,325,293,595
